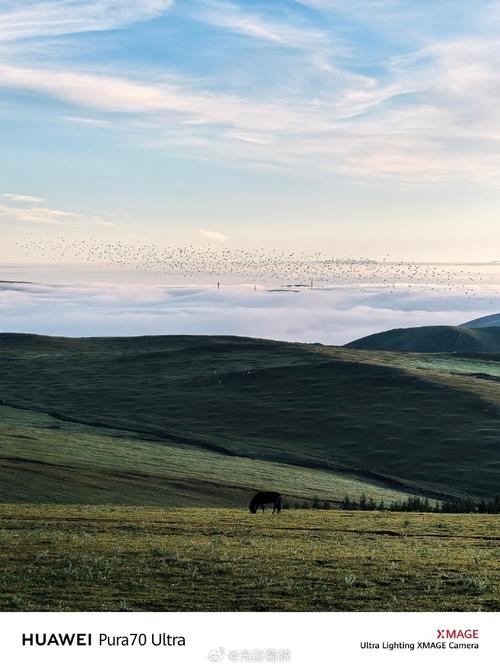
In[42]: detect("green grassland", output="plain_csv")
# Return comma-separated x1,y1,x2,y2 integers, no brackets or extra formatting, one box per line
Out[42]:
0,505,498,612
1,333,499,613
1,333,499,501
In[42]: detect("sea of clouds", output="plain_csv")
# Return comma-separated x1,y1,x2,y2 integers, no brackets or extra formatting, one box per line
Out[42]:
1,275,499,345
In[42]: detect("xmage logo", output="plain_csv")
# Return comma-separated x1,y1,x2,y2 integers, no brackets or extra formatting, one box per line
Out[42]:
436,630,479,640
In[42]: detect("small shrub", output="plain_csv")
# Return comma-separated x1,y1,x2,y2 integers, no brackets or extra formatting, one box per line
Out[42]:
151,547,168,557
344,573,356,587
6,595,24,609
461,576,491,594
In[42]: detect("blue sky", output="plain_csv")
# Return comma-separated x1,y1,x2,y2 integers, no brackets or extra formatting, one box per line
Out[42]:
1,0,500,263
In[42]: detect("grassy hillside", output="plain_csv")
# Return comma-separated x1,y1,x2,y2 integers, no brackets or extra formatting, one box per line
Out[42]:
463,313,500,328
346,325,500,353
1,333,500,499
0,505,497,611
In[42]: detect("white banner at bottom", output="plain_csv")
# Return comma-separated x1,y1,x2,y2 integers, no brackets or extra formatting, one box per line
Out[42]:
0,612,496,666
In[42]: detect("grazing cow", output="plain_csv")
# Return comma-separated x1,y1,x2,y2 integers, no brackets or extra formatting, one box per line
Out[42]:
249,491,281,514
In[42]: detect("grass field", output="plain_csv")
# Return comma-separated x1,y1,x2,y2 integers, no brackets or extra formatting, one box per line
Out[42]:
1,334,498,613
1,333,500,501
0,505,498,612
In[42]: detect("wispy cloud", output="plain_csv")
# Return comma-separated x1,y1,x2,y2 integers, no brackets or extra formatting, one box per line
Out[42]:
193,0,325,46
2,36,500,185
0,0,173,42
63,116,115,128
197,228,228,243
2,193,44,203
0,199,113,227
296,0,404,12
1,0,500,190
0,63,307,132
295,0,437,25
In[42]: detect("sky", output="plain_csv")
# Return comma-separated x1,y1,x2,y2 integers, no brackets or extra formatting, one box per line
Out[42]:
1,1,500,341
1,0,500,262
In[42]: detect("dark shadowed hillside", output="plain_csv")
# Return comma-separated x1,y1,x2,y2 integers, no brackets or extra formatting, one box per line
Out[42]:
1,333,500,502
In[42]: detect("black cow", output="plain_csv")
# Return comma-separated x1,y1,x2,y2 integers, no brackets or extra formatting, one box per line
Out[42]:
249,491,282,514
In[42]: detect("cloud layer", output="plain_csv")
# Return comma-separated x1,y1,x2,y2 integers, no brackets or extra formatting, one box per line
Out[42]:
1,279,497,344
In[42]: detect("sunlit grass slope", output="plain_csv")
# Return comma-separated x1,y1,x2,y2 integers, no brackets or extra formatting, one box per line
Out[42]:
0,406,410,507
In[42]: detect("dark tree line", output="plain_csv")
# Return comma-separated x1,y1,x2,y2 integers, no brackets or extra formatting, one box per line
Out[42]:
283,494,500,513
341,493,500,514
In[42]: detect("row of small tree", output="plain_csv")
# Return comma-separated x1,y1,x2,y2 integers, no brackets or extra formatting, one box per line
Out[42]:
284,494,500,513
343,493,500,513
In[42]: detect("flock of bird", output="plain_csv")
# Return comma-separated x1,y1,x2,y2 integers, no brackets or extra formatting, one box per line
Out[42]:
17,236,494,302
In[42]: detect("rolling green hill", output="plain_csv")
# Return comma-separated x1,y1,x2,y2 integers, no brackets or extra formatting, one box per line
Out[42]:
463,313,500,328
346,325,500,353
1,333,500,502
